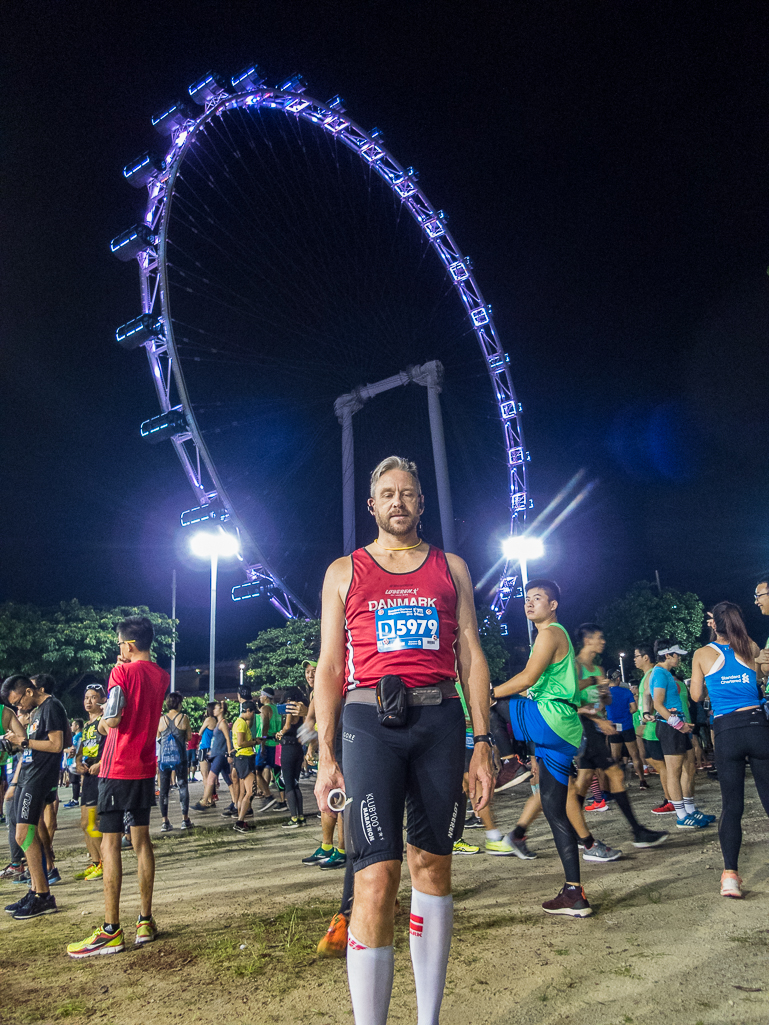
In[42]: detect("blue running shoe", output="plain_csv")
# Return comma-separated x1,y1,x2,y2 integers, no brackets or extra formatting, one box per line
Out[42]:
676,815,708,829
693,810,715,825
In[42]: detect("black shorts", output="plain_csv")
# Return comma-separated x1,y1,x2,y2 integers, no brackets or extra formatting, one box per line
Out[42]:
657,720,693,756
342,698,465,872
98,777,155,833
81,774,99,807
610,727,637,746
14,767,59,826
641,738,664,762
44,786,58,805
576,725,614,771
234,754,255,779
334,723,344,772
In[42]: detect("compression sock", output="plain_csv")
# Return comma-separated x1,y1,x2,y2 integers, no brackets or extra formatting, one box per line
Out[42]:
409,889,453,1025
673,800,686,820
590,777,603,802
346,931,393,1025
683,797,696,816
611,790,641,833
485,829,502,842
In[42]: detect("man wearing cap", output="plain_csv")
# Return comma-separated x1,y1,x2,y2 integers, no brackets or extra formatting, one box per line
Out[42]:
752,576,769,684
651,640,713,829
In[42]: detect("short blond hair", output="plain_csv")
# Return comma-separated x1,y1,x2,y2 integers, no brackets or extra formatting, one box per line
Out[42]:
369,456,422,497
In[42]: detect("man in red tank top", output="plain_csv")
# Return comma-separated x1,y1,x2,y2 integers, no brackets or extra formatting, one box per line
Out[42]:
67,615,169,959
315,456,493,1025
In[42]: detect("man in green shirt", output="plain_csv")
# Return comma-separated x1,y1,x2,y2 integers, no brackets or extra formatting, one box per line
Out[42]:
492,579,591,918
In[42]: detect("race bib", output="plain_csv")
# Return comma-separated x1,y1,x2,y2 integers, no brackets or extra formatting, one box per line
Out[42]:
375,605,440,652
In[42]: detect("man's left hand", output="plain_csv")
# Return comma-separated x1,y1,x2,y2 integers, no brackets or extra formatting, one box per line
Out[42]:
467,743,495,813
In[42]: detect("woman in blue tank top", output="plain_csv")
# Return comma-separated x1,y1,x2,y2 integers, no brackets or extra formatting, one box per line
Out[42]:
691,601,769,899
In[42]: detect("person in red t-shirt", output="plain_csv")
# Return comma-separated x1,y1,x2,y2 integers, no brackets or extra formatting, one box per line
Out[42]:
67,616,169,959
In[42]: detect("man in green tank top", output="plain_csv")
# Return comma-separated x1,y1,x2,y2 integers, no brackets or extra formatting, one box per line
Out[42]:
633,645,674,814
254,688,280,810
491,578,592,918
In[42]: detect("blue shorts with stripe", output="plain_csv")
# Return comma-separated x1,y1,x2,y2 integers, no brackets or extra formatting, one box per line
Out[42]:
507,697,577,786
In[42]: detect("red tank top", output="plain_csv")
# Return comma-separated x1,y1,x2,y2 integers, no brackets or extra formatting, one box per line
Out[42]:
344,546,459,691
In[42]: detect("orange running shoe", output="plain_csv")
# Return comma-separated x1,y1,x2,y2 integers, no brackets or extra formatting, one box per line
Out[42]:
317,912,348,958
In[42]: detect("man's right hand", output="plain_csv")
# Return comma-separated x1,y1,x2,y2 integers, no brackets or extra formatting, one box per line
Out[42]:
314,759,345,815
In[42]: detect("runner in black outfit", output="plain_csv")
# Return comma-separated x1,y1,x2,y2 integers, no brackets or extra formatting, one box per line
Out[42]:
690,601,769,898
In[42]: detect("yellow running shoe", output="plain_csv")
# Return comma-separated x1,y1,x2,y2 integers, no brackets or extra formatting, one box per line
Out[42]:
74,864,97,880
317,912,348,957
85,862,103,880
67,925,125,959
135,915,159,945
453,838,480,855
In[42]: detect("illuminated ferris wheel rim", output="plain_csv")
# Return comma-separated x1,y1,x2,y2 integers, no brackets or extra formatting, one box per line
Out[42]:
117,68,529,619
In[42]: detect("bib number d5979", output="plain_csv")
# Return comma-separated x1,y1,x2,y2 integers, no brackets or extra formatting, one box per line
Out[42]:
375,605,440,652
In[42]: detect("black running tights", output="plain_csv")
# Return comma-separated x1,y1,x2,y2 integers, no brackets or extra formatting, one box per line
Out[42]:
538,760,581,884
280,742,304,820
159,768,189,819
716,722,769,872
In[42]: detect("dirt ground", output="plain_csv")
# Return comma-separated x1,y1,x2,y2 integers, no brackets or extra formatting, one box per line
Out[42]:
2,771,768,1025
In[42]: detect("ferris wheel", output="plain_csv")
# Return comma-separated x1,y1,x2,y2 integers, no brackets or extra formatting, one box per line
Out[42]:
112,66,529,620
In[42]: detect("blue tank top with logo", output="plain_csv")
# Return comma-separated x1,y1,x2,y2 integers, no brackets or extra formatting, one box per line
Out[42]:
704,642,761,718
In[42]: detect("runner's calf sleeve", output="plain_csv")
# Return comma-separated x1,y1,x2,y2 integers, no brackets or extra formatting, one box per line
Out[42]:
409,890,453,1025
346,932,394,1025
590,777,602,801
538,761,581,883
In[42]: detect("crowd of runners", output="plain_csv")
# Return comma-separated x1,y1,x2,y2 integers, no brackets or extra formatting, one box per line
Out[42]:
2,456,769,1025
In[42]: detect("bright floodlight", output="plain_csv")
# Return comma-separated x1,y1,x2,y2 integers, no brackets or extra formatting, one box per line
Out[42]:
190,530,240,559
502,536,544,561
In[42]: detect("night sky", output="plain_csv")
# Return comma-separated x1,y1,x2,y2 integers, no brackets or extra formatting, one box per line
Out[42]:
2,1,768,663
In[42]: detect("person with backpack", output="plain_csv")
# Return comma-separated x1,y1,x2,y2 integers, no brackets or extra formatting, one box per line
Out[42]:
157,693,193,832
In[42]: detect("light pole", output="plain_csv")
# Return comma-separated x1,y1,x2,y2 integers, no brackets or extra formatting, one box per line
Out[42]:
502,536,545,644
190,528,240,701
619,653,626,683
239,663,245,689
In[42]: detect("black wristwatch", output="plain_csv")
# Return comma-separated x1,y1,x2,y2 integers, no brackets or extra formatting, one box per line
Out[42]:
473,734,494,747
21,739,29,749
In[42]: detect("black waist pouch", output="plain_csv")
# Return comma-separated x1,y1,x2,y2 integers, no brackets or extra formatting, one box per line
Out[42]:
376,675,408,728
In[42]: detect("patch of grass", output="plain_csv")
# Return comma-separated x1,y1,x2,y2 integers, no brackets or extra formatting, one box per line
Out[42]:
55,999,89,1019
182,899,341,985
730,930,769,948
554,948,569,956
611,965,641,980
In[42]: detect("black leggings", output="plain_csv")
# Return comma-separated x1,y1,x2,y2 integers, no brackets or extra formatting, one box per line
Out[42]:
715,712,769,871
538,760,581,884
71,773,81,802
159,768,189,819
280,742,304,820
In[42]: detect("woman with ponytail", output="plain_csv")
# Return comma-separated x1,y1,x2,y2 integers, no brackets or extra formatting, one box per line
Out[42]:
691,601,769,898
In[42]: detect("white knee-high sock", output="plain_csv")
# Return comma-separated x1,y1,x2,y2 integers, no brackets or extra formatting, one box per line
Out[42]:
409,889,453,1025
346,931,394,1025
